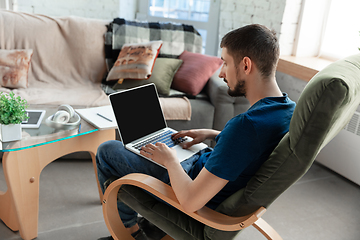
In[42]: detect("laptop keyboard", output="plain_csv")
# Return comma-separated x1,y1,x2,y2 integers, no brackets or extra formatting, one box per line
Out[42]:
133,130,187,150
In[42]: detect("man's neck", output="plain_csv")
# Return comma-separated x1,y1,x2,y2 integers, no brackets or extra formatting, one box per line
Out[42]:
246,76,283,106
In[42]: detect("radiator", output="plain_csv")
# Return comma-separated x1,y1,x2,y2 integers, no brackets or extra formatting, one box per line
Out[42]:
316,111,360,185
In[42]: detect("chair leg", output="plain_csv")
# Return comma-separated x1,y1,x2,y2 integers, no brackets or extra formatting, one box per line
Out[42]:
252,218,283,240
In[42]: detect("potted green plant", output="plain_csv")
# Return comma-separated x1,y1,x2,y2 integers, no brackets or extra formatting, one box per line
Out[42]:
0,92,29,142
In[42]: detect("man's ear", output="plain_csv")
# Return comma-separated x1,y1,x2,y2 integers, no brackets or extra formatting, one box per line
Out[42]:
242,56,252,75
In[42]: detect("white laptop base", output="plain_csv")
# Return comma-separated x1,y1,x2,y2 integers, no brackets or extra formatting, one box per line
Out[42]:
125,127,208,168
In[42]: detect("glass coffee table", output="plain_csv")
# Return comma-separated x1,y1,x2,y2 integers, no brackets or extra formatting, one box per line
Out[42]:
0,105,116,240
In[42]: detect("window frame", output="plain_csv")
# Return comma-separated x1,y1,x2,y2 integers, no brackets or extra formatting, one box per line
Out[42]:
293,0,359,61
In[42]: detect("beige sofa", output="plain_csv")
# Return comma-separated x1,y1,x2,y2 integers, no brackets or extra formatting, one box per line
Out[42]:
0,10,110,107
0,10,250,136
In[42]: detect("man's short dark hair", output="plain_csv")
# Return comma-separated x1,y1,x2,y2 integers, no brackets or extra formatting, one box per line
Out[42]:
220,24,280,78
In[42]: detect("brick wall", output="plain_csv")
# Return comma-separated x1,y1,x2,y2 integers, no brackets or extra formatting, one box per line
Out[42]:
218,0,301,56
12,0,136,20
219,0,285,36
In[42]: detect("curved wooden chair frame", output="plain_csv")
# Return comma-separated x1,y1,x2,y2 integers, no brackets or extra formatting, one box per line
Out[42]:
102,173,283,240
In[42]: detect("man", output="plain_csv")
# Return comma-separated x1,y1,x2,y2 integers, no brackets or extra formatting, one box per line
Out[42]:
96,24,296,240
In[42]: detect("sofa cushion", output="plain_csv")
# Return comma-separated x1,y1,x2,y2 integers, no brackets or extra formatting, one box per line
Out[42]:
106,41,162,82
104,18,202,71
0,49,33,89
171,51,223,96
112,58,183,96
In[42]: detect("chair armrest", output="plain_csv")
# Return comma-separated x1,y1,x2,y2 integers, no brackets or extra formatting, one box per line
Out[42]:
205,72,250,130
102,173,266,234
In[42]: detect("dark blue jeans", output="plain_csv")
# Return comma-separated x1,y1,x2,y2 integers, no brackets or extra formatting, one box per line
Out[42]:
96,140,207,228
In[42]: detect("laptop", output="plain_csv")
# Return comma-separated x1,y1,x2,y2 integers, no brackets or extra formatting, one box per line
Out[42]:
108,83,208,168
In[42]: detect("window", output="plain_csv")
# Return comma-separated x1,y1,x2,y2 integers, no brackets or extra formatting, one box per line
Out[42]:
0,0,10,9
149,0,210,22
138,0,220,56
294,0,360,61
319,0,360,60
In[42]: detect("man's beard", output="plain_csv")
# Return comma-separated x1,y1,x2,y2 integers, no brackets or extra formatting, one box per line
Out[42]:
227,79,246,97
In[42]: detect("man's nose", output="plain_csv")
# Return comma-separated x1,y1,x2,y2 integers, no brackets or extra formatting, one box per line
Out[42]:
218,69,225,78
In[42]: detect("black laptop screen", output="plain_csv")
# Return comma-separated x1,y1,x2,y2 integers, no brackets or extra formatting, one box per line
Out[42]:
109,84,167,144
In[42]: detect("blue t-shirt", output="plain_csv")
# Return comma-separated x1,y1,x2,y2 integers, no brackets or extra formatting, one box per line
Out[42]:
188,93,296,209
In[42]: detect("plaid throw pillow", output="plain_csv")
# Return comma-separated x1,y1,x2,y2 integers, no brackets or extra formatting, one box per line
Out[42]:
104,18,202,72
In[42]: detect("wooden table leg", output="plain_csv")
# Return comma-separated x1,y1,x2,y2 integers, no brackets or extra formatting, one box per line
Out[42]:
0,129,115,240
0,187,20,231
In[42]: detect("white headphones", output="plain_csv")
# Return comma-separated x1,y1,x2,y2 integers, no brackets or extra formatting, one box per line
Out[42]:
46,104,81,129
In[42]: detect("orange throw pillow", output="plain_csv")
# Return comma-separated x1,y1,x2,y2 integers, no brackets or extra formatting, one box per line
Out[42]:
106,41,163,83
0,49,33,89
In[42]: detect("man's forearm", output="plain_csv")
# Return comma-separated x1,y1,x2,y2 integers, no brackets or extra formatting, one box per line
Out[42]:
164,160,200,212
164,157,228,213
205,129,221,140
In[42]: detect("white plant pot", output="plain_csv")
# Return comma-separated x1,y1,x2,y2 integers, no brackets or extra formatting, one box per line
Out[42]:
0,124,22,142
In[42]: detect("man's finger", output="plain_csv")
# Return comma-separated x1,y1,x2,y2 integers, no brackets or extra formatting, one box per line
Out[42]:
172,131,188,139
140,149,152,158
144,143,156,149
141,145,154,153
183,138,200,149
155,142,167,147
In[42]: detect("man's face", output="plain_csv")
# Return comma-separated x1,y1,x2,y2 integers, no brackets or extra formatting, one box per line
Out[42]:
219,47,246,97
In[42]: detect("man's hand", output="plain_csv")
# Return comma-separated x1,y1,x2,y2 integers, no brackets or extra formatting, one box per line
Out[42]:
140,143,177,167
172,129,220,149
